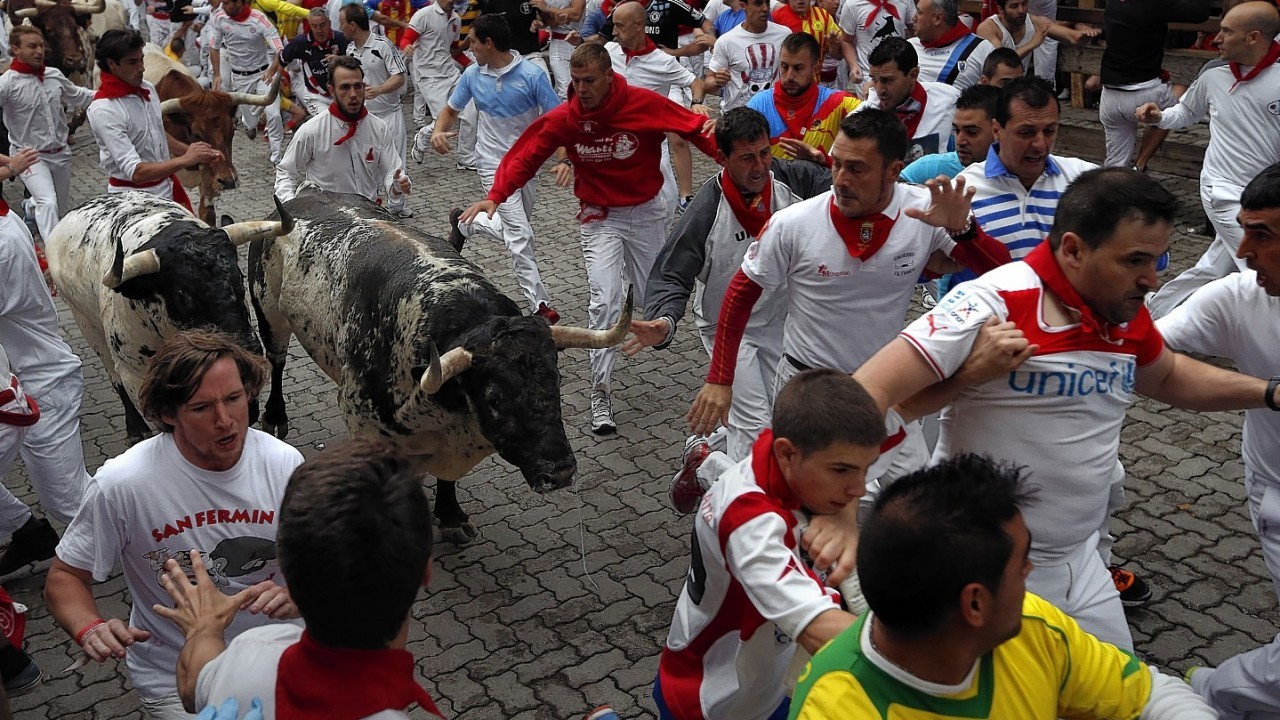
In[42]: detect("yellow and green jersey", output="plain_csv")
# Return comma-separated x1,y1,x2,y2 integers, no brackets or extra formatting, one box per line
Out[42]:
790,593,1152,720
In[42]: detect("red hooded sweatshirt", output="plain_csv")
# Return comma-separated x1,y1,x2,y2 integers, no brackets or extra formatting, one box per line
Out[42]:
488,74,718,209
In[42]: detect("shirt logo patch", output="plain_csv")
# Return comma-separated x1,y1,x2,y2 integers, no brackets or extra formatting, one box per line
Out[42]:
1269,99,1280,116
365,147,376,163
893,250,916,276
817,263,852,277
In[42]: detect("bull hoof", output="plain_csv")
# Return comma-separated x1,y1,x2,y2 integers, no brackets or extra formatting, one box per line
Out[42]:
259,418,290,439
440,522,478,545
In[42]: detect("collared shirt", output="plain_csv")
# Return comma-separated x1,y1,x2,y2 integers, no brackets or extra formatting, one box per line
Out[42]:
0,67,94,154
209,7,283,71
405,2,461,79
859,80,959,161
87,81,170,186
448,52,560,171
280,30,348,95
908,33,993,90
348,32,407,115
605,41,696,98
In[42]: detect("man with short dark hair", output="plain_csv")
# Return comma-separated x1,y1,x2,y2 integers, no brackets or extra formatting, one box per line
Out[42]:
790,454,1216,719
837,0,915,87
1140,1,1280,318
909,0,994,90
45,329,304,720
341,3,409,175
279,8,347,118
858,36,959,162
461,41,717,434
705,0,791,112
854,167,1280,652
209,0,285,164
979,45,1023,86
745,32,860,162
657,369,883,720
275,55,411,209
155,438,442,718
974,0,1096,82
88,28,222,211
899,83,999,183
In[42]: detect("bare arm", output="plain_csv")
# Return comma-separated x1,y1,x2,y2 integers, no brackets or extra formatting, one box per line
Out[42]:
210,48,222,89
853,337,944,415
797,608,858,654
45,559,152,663
1136,348,1278,412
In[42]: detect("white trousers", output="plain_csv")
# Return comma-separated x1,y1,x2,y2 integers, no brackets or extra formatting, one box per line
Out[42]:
1147,181,1247,320
1245,469,1280,604
18,148,72,243
0,424,31,536
461,168,551,311
697,329,780,463
140,694,194,719
229,71,283,162
580,196,668,391
1193,640,1280,720
1028,532,1134,651
548,38,573,99
1098,82,1175,168
413,71,457,127
374,107,407,171
1026,0,1058,84
17,371,90,527
147,15,172,47
289,75,331,118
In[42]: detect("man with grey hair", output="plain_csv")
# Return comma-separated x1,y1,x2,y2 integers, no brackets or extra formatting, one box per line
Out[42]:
909,0,994,90
279,7,348,119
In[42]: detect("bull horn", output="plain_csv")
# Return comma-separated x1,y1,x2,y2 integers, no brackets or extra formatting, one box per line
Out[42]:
222,196,293,246
228,75,279,107
159,97,186,114
70,0,105,13
419,342,473,395
102,238,161,289
13,8,37,17
550,286,634,349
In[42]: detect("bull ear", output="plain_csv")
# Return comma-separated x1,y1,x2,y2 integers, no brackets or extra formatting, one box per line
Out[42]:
219,214,234,227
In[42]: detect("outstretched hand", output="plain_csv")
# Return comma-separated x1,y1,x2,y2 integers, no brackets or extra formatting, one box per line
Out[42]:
902,175,976,234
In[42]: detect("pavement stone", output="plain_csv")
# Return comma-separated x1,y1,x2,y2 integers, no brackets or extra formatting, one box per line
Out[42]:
0,91,1272,719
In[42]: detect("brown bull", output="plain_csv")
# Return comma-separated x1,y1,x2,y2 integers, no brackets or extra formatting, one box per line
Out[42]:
10,0,104,85
143,44,277,225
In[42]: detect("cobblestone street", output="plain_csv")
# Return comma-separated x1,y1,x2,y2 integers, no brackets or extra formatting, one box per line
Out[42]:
2,99,1272,718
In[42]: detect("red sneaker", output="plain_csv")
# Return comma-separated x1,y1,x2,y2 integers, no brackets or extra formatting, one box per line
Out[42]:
669,438,711,514
536,303,560,325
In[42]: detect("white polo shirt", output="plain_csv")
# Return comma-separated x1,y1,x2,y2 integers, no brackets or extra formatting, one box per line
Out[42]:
909,32,993,90
837,0,915,78
348,32,407,115
606,42,696,97
742,184,955,372
1157,271,1280,484
707,21,791,112
208,8,282,72
0,68,95,154
405,3,461,80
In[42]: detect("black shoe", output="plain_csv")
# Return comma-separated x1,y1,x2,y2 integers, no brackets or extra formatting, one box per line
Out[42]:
2,652,41,696
0,517,59,576
448,208,466,254
1110,565,1153,607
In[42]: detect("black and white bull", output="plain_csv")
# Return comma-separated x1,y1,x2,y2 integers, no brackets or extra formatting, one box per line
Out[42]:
249,188,631,543
46,192,294,442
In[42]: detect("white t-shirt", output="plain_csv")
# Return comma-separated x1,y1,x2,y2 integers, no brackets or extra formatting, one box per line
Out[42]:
197,624,411,720
348,33,407,115
707,21,791,112
899,260,1166,563
208,8,283,72
741,184,954,371
1157,61,1280,190
837,0,914,78
1157,272,1280,484
606,43,696,97
0,68,95,154
908,32,993,90
0,211,81,396
275,110,403,202
55,430,305,700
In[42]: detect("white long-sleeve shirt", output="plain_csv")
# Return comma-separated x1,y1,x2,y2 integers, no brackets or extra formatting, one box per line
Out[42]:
1157,60,1280,189
274,108,405,202
86,81,172,189
0,68,94,153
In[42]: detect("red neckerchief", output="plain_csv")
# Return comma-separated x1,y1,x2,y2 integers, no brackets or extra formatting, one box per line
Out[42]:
893,81,928,137
862,0,901,29
921,20,970,49
228,3,252,21
94,72,151,101
276,630,444,720
1022,240,1140,342
1229,41,1280,92
0,376,39,428
622,37,659,60
721,169,773,238
9,59,44,82
773,80,820,140
328,102,368,145
750,429,802,510
829,198,896,260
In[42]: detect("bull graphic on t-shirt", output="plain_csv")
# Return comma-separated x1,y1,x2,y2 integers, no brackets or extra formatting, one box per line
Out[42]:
742,42,779,95
144,537,279,589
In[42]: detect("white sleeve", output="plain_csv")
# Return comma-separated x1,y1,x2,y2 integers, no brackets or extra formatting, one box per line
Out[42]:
263,16,284,53
1154,276,1240,358
54,477,126,583
380,123,405,195
273,130,309,202
720,509,842,641
383,39,407,75
87,103,145,181
899,282,1006,380
708,36,728,73
54,70,96,109
1157,76,1210,129
837,0,859,36
1139,669,1218,720
740,219,793,292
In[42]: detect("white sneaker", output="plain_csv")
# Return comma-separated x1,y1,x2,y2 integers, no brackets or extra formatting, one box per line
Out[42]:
590,388,616,435
391,206,415,218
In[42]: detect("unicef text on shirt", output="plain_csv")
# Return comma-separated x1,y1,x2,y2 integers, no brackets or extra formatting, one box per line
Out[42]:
1006,359,1136,398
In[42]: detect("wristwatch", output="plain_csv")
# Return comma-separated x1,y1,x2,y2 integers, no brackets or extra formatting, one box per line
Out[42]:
1267,376,1280,411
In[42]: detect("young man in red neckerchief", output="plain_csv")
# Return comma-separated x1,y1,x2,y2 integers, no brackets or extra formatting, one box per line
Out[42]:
857,36,959,162
745,32,859,163
86,29,223,214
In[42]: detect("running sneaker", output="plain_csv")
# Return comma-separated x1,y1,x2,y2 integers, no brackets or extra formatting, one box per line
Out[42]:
585,707,620,720
2,652,41,696
669,437,711,514
590,388,616,435
1110,565,1153,607
536,303,560,325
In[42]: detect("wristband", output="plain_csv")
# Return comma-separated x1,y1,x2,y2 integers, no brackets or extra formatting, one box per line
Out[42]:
75,619,106,646
947,214,976,242
1267,376,1280,411
691,99,704,105
559,158,571,166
